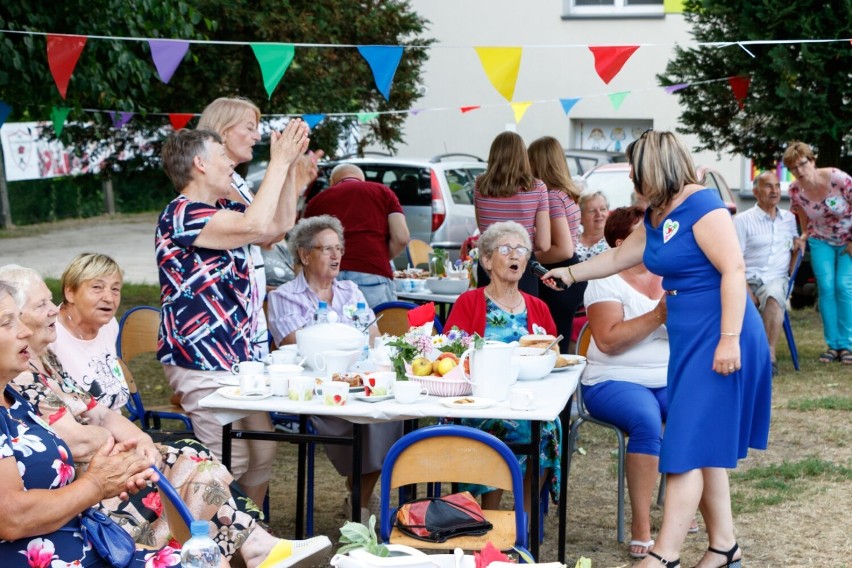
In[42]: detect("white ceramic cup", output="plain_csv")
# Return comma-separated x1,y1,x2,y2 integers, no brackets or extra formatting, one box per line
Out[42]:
509,387,534,410
267,349,299,365
394,381,428,404
364,372,395,397
269,374,290,397
288,377,315,402
233,361,265,376
267,363,304,375
239,374,267,396
322,381,350,406
313,349,357,379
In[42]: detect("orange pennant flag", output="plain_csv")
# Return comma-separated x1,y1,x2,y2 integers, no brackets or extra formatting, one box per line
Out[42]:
474,47,523,102
727,76,750,110
588,45,640,85
47,35,87,99
460,106,481,114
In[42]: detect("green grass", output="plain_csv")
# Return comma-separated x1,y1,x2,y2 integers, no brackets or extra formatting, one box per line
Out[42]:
788,396,852,411
730,457,852,514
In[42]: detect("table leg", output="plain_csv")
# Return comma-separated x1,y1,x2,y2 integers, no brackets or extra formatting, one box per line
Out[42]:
558,397,573,563
296,416,308,539
222,423,232,469
351,423,363,522
530,420,541,561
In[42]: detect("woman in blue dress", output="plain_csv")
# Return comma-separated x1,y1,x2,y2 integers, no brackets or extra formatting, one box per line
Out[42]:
543,131,771,568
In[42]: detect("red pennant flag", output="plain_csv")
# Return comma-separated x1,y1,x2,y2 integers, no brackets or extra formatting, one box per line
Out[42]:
460,106,481,114
727,76,750,110
46,35,87,99
588,45,640,85
169,113,194,130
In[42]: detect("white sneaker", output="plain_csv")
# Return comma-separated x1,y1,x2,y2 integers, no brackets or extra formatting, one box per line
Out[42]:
260,536,332,568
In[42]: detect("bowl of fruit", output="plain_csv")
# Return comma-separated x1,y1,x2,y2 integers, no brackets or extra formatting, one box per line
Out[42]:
406,353,472,397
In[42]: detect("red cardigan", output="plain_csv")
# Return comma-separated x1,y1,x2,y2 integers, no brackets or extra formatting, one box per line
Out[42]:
445,288,556,337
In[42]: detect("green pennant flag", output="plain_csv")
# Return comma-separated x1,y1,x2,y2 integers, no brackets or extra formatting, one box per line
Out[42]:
51,106,72,136
357,112,379,124
608,91,630,111
251,43,295,99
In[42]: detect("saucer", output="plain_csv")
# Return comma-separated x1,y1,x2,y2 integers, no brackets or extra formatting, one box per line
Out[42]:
216,386,273,401
440,396,495,410
353,393,394,403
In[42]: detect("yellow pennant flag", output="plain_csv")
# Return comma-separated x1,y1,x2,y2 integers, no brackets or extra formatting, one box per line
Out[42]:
475,47,523,102
510,101,532,124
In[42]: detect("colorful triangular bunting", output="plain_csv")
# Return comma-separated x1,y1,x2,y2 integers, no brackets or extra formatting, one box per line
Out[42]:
357,46,404,101
664,83,688,94
302,114,325,129
588,45,640,85
51,106,72,136
728,76,750,110
474,47,523,102
510,102,532,124
109,111,134,129
0,101,11,127
46,34,87,99
608,91,630,110
559,98,580,115
460,106,481,114
169,113,194,130
148,39,190,84
251,43,296,99
357,112,379,124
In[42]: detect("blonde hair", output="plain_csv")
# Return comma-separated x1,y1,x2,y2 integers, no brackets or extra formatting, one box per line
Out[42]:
197,97,261,136
782,141,816,170
477,131,535,197
528,136,580,201
626,130,699,210
60,253,123,303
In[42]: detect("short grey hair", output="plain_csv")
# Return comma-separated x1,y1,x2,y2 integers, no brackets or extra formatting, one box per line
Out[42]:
579,190,610,211
0,279,24,309
478,221,532,259
289,215,345,268
0,265,43,297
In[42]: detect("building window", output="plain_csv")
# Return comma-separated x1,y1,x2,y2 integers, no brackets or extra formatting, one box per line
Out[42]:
562,0,664,18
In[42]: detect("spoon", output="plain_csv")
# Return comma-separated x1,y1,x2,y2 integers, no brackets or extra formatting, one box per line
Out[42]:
541,334,564,355
296,356,307,367
360,312,384,331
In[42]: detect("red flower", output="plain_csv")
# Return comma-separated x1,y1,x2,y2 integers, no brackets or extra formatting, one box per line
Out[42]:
142,491,164,516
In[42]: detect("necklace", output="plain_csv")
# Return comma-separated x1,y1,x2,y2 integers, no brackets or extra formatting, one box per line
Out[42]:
485,287,524,313
63,310,88,341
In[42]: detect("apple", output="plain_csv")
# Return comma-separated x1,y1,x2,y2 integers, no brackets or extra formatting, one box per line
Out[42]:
411,357,433,377
437,352,459,362
436,357,458,376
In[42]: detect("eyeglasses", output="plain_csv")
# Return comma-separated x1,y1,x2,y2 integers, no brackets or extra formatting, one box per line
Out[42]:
790,158,810,172
494,244,530,256
311,245,345,256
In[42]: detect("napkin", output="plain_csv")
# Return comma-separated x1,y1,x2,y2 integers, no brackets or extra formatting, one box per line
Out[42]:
407,302,436,328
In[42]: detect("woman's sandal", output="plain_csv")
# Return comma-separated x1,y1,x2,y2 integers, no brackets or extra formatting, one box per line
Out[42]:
648,550,680,566
628,539,655,559
819,348,839,363
839,349,852,366
705,543,742,568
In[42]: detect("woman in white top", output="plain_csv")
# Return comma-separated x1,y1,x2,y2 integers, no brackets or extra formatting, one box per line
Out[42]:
581,206,670,560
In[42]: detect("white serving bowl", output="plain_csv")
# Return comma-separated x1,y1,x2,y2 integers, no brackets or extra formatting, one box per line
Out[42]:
512,347,557,381
296,323,367,370
425,277,469,295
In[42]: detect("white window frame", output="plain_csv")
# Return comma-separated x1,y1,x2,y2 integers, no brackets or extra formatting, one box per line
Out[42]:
562,0,664,18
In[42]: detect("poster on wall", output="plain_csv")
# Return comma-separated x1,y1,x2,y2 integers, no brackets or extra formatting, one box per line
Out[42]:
0,122,109,181
570,118,652,153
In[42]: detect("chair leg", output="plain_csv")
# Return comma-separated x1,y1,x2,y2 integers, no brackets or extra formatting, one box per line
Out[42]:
783,312,799,371
657,472,666,507
614,429,626,544
307,442,315,536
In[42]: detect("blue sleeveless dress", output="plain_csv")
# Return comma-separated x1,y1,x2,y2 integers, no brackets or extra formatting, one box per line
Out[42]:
643,189,772,473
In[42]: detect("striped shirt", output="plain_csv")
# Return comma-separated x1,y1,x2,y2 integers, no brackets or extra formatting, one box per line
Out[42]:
474,178,549,238
548,189,582,245
734,205,799,281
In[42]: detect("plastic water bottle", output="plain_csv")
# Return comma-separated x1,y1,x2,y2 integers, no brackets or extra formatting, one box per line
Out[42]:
352,302,372,361
313,301,330,325
180,520,221,567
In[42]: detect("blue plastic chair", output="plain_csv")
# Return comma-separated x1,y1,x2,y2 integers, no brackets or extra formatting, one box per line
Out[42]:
116,306,193,433
380,424,532,560
151,465,195,544
373,301,444,336
784,249,804,371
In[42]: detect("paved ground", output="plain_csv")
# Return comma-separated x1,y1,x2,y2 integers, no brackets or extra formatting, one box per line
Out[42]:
0,213,160,284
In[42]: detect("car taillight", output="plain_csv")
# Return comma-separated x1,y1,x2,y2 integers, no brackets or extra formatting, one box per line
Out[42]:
430,169,446,232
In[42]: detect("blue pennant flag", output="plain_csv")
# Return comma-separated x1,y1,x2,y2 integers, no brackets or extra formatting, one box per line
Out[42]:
357,46,404,100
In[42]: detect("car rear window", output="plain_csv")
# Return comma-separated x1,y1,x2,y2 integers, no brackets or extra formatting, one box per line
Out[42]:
360,165,431,206
443,167,485,205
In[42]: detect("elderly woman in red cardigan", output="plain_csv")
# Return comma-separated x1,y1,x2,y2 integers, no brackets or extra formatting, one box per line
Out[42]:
444,220,559,514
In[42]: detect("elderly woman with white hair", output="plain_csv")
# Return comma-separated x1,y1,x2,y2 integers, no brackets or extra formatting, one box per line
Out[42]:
444,221,560,512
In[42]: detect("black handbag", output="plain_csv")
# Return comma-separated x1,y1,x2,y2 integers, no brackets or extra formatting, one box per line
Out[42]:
393,491,493,543
80,508,137,568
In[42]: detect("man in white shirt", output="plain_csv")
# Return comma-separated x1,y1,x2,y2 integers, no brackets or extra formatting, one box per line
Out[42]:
735,171,805,375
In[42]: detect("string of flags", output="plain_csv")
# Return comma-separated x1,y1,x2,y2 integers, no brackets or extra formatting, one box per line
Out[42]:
1,28,846,133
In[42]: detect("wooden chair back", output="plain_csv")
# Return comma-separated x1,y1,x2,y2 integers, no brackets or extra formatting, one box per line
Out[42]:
406,239,433,269
118,306,161,363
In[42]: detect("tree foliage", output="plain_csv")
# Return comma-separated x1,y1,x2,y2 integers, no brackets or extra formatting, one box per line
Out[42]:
0,0,431,173
659,0,852,168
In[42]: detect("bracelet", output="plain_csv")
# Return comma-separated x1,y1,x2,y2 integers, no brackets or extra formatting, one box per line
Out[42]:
720,332,739,337
567,266,577,284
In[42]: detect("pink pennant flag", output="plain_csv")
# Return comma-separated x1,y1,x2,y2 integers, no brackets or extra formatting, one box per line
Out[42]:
460,106,481,114
588,45,640,85
47,34,87,99
728,76,750,110
148,39,190,84
169,113,194,130
109,111,134,129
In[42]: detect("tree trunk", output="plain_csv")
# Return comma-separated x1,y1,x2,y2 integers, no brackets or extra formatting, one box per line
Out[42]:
0,145,13,229
102,176,115,215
